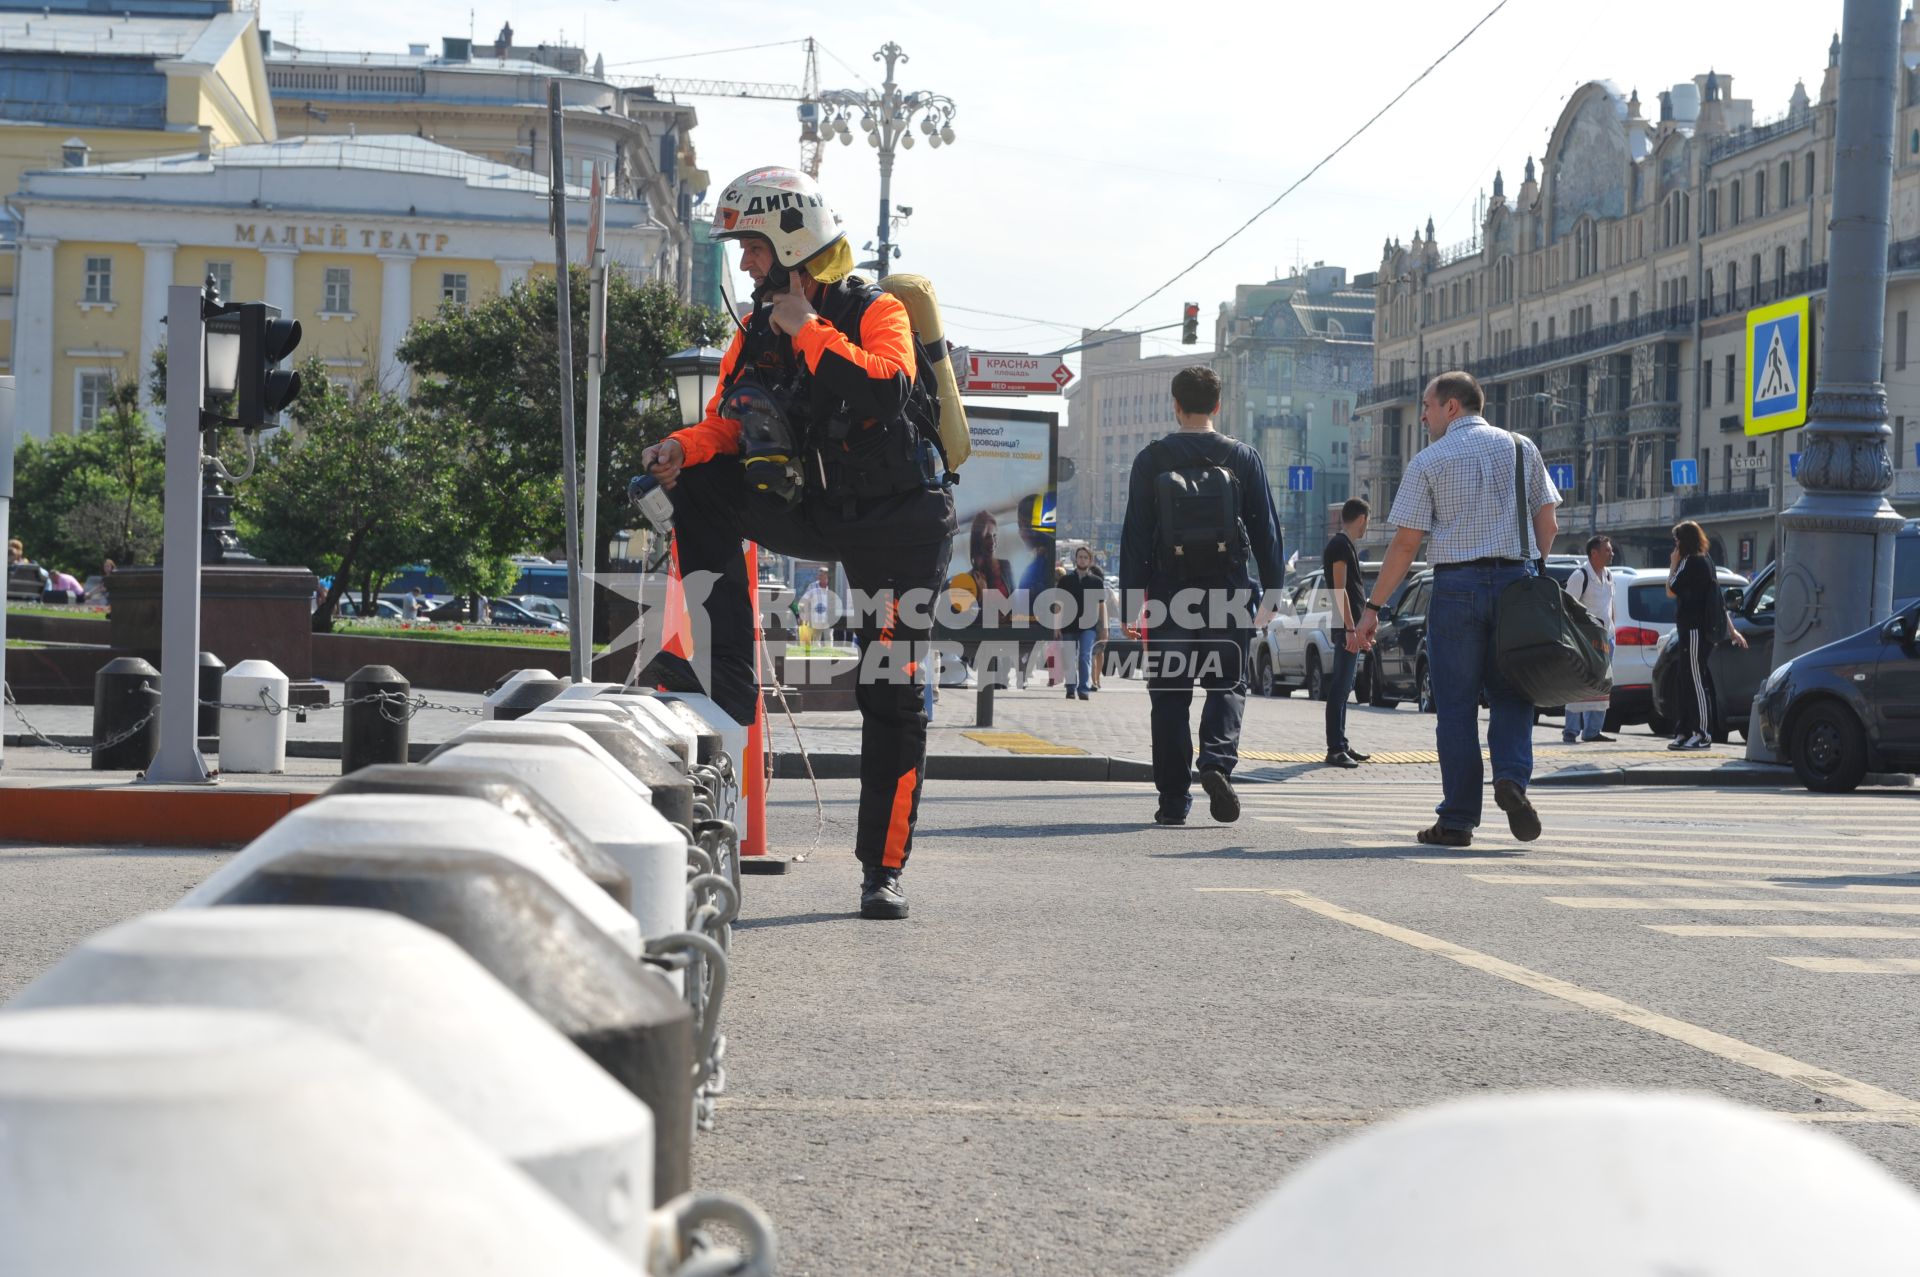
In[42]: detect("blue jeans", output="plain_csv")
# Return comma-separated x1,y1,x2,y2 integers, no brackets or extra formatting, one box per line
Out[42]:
1070,627,1098,691
1426,562,1535,832
1326,632,1359,752
1565,709,1607,740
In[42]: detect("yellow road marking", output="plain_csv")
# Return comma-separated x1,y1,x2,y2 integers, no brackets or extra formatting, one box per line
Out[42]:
959,730,1086,756
1414,856,1920,879
1773,957,1920,974
1469,873,1920,895
1650,924,1920,938
1201,887,1920,1116
1549,897,1920,915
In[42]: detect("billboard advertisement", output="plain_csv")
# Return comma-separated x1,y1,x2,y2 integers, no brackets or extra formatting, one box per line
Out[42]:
941,405,1057,637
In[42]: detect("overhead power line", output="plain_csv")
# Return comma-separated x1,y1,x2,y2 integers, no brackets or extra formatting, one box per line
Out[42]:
1089,0,1514,333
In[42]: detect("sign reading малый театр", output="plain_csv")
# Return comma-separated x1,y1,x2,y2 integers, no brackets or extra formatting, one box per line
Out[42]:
1745,295,1811,436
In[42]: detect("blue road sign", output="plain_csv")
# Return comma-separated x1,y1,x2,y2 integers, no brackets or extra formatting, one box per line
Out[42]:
1288,465,1314,492
1790,451,1804,479
1671,457,1699,488
1547,463,1575,493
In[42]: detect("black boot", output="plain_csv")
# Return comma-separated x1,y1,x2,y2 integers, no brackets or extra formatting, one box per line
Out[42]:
861,868,908,920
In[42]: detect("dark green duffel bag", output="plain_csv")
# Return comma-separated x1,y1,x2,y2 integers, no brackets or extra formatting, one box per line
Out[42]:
1494,434,1613,707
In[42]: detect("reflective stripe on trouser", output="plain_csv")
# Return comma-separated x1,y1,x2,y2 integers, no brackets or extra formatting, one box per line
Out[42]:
668,458,954,870
1674,627,1713,738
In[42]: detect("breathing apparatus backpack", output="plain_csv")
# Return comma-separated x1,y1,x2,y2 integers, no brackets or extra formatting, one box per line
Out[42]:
876,274,971,481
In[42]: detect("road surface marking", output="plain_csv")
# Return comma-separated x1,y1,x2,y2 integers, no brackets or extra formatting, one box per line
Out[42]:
1469,874,1920,895
959,730,1085,756
1201,887,1920,1117
1548,897,1920,915
1354,839,1920,869
1772,957,1920,974
1413,856,1920,879
1648,924,1920,938
1259,817,1916,844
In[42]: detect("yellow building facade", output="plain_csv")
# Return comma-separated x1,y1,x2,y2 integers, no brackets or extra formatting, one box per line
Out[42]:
10,134,662,437
0,1,277,372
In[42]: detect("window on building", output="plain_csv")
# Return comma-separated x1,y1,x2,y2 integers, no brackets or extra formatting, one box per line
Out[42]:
1531,320,1539,345
205,260,233,302
1725,354,1735,404
1629,290,1640,318
441,272,469,305
323,267,353,314
1806,152,1816,198
1755,169,1767,218
62,139,89,168
1899,310,1909,371
1749,253,1761,303
82,256,112,304
1730,180,1743,226
1610,296,1620,324
1465,278,1474,310
76,370,117,431
1704,268,1715,312
1727,262,1738,309
1781,158,1793,205
1705,187,1719,234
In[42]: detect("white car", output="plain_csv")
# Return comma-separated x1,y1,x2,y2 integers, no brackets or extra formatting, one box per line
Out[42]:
1250,564,1415,701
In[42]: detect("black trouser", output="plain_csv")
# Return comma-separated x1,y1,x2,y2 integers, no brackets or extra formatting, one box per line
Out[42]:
667,457,955,871
1672,626,1715,739
1145,620,1248,816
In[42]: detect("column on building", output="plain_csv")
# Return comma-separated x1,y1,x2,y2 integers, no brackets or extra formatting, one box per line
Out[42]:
261,246,297,318
136,242,176,413
377,253,413,390
495,258,533,294
13,237,56,437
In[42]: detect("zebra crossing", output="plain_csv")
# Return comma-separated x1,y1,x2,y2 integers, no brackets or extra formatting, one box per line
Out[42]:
1236,782,1920,976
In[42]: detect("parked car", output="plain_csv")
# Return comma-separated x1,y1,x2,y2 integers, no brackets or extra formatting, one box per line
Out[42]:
487,597,567,631
1754,599,1920,791
1651,523,1920,743
336,596,405,621
1360,569,1435,711
1251,562,1417,700
515,595,569,625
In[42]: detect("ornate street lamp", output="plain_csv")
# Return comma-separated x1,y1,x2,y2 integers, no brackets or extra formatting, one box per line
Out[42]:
664,345,724,428
820,42,956,280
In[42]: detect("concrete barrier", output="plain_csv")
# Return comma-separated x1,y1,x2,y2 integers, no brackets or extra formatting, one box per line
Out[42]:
7,908,658,1259
204,845,698,1201
482,667,565,719
174,793,642,958
0,1005,640,1274
524,708,697,828
1173,1091,1920,1276
324,764,633,909
218,659,289,774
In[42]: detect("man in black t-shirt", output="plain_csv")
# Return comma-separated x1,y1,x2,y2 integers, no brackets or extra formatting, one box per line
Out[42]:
1322,498,1371,767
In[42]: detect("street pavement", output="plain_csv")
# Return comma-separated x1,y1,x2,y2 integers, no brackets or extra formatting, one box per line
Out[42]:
7,685,1920,1273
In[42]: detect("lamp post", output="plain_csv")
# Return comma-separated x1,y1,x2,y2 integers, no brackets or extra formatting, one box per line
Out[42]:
664,346,725,429
1535,392,1597,538
820,43,956,281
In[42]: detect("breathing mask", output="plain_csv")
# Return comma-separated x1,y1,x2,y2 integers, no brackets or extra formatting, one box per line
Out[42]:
723,374,804,507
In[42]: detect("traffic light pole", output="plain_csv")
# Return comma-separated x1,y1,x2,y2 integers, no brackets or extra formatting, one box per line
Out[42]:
145,283,213,784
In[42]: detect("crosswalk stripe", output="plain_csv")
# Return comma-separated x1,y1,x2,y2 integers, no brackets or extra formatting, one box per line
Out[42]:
1249,810,1912,834
1367,841,1920,869
1549,897,1920,915
1468,874,1920,895
1773,957,1920,973
1412,856,1920,878
1650,925,1920,938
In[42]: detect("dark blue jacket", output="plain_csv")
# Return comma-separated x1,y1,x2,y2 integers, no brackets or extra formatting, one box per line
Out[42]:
1118,430,1285,607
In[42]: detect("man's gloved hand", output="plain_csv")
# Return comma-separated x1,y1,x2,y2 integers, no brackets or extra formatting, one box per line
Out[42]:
640,438,686,490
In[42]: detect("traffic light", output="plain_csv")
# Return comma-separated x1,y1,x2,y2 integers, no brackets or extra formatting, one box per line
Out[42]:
1181,302,1199,345
237,302,302,429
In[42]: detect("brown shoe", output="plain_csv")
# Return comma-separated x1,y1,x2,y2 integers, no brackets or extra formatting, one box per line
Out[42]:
1494,778,1542,842
1416,823,1472,847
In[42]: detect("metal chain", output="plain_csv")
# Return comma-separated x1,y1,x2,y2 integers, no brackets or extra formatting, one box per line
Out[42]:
3,681,160,756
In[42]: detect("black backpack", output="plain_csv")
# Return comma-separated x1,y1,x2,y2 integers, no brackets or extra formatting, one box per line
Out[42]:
1148,436,1249,582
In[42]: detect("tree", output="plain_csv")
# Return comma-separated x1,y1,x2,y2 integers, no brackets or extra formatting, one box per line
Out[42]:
234,361,469,631
9,379,165,575
399,269,729,570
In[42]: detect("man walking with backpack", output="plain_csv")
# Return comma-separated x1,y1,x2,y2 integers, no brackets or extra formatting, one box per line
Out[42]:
1120,366,1285,826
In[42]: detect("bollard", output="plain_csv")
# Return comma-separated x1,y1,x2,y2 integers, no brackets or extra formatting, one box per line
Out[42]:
208,845,698,1203
1172,1091,1920,1276
325,763,632,908
175,792,643,958
217,659,289,774
341,664,410,775
91,656,160,771
484,668,566,720
428,741,700,948
0,1005,639,1275
528,709,696,828
9,908,659,1261
196,651,225,738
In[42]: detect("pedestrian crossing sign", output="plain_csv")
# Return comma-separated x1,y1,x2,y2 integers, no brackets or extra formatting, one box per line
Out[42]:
1745,295,1811,436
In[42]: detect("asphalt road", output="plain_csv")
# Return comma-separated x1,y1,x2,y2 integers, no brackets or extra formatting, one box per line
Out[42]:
699,775,1920,1275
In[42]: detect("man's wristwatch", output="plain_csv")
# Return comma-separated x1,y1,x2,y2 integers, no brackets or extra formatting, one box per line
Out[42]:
1363,600,1382,613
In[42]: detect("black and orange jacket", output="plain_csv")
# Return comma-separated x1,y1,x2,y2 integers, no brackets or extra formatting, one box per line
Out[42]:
670,279,916,467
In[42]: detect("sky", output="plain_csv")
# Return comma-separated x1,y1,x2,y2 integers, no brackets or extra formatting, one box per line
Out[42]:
282,0,1860,371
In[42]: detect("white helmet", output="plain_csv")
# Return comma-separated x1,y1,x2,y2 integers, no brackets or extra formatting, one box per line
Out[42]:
711,166,845,269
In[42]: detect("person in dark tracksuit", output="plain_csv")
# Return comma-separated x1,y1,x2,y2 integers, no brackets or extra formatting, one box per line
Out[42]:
1665,519,1747,751
1119,366,1285,826
641,166,956,920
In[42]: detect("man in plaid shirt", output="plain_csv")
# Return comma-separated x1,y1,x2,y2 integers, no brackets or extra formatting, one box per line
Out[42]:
1352,371,1561,846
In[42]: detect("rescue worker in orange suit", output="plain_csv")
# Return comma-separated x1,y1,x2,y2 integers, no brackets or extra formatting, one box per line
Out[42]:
641,167,956,920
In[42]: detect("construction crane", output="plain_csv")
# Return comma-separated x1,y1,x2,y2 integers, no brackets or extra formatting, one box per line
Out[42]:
613,38,829,178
